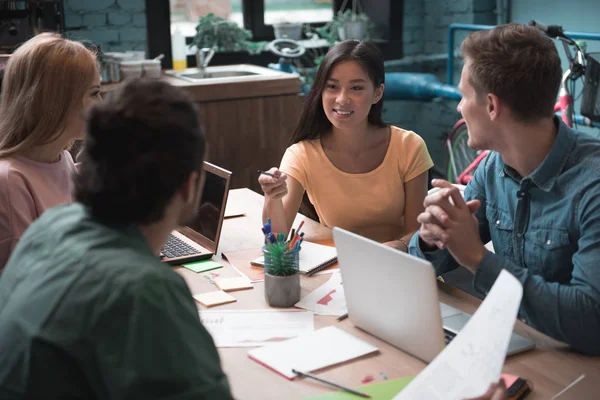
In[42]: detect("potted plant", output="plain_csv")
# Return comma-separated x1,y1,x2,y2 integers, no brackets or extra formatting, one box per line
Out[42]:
189,13,268,59
272,20,304,41
263,241,301,308
307,0,377,43
336,9,369,40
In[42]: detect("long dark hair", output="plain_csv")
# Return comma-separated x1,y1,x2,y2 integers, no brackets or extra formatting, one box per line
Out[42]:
291,40,387,144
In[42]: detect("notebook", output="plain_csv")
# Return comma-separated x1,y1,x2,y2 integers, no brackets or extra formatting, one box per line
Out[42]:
248,326,378,380
251,241,338,276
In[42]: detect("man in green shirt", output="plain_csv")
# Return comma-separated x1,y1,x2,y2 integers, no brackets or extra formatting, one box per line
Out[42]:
0,79,232,399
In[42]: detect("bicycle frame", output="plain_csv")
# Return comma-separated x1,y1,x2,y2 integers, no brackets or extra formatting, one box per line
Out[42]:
447,23,600,130
445,23,600,184
549,31,589,128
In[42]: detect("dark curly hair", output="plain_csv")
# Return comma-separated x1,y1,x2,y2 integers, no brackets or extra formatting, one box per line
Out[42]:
74,79,205,225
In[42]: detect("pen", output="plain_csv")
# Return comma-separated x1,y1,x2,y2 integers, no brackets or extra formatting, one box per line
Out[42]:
257,169,279,178
287,228,295,243
204,274,216,285
337,313,348,322
292,369,371,398
296,220,305,236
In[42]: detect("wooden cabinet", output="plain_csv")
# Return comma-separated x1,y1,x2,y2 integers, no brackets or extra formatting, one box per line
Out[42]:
101,66,304,193
197,94,303,193
163,67,303,193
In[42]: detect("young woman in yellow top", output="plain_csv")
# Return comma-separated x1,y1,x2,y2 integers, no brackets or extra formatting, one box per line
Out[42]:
258,40,433,251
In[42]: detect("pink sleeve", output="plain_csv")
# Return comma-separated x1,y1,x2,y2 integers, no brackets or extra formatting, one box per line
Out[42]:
0,171,37,269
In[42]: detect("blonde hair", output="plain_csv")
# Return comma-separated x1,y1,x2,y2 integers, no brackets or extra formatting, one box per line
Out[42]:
0,32,98,158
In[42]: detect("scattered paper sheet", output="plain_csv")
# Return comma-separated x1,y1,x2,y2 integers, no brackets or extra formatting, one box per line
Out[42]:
199,309,314,347
222,247,267,282
295,273,347,317
394,270,524,400
224,203,245,218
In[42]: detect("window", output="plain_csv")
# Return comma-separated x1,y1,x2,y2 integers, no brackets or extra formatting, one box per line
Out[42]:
146,0,403,69
167,0,334,41
169,0,244,38
264,0,333,25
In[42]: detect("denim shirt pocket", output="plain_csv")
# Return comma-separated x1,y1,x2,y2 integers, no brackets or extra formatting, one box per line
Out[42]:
486,204,513,257
526,229,572,281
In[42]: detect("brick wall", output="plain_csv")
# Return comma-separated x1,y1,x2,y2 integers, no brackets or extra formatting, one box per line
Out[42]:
382,0,496,177
63,0,147,53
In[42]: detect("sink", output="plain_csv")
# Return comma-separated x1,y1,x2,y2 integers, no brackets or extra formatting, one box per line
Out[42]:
165,64,290,83
181,70,258,80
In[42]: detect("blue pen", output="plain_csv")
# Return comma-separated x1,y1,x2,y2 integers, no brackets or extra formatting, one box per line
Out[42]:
267,232,278,244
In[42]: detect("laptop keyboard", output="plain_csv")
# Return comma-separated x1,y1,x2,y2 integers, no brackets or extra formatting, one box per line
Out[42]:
161,235,202,259
444,329,457,344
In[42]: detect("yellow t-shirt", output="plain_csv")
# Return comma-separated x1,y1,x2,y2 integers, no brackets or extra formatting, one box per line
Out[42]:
280,126,433,243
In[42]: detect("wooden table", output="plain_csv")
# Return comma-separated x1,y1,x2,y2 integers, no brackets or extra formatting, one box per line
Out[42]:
175,188,600,399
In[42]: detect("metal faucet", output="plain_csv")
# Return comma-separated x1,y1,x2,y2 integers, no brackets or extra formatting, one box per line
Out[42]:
196,47,216,75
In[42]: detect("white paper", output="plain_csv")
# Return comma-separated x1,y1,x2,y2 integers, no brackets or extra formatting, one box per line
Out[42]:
199,309,314,347
248,326,378,379
394,270,524,400
295,272,347,316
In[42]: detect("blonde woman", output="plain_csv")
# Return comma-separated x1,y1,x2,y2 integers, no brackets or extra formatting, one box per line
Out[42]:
0,33,101,268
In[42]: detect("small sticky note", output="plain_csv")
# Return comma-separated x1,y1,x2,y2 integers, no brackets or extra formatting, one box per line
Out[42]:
193,290,237,307
214,277,253,292
182,260,223,273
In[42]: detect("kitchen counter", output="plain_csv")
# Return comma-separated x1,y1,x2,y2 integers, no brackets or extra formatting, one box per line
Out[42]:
100,64,304,192
100,64,301,102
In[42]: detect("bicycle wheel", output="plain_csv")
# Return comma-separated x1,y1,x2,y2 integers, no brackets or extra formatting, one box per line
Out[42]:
446,121,479,183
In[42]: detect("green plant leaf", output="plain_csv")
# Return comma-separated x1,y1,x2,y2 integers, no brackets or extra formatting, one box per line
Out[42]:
263,242,299,276
190,13,268,55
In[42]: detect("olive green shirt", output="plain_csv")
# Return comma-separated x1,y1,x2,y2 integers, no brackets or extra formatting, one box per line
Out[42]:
0,203,232,399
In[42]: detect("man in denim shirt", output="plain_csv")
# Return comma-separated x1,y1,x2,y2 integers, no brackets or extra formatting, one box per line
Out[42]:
409,23,600,355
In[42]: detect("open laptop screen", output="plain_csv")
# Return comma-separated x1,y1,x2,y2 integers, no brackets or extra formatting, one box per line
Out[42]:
187,166,228,243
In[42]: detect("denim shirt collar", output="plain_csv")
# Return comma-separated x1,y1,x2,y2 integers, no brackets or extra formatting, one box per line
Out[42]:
501,117,576,191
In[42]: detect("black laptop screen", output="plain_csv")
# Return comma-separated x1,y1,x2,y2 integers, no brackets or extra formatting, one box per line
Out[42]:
187,169,227,243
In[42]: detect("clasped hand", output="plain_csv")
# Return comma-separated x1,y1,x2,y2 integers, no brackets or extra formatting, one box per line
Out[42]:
417,179,487,271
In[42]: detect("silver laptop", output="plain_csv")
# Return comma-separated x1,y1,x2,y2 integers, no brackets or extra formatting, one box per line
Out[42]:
332,227,535,363
160,161,232,265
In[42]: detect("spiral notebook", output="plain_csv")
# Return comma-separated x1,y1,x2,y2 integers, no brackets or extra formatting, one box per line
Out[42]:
252,241,338,276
